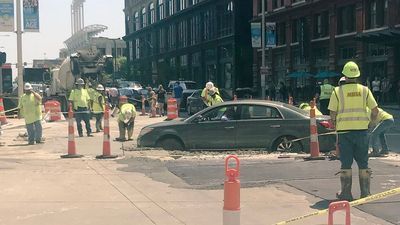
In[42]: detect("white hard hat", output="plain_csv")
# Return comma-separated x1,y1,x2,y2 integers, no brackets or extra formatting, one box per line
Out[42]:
206,82,214,90
75,78,85,85
24,83,33,90
96,84,105,91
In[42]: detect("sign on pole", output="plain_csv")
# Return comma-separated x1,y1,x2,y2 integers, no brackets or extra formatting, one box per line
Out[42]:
23,0,39,32
266,22,276,48
0,0,14,32
251,22,261,48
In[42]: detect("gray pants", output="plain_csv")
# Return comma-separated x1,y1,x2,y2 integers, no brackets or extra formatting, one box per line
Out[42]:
26,120,42,143
118,121,134,140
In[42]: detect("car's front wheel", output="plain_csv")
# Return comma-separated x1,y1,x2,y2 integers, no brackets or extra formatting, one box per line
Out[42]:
272,136,303,153
157,138,184,151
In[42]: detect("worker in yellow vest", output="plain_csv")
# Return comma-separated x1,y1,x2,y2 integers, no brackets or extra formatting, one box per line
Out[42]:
18,83,43,145
369,108,394,157
112,95,136,142
207,88,224,106
92,84,106,133
69,78,93,137
299,102,323,116
316,79,334,115
328,61,378,201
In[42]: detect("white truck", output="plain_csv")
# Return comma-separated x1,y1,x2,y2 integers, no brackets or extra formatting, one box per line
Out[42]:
46,48,113,112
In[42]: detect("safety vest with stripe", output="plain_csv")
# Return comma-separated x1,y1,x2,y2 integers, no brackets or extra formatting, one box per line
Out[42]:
334,84,371,131
320,84,334,100
92,92,105,114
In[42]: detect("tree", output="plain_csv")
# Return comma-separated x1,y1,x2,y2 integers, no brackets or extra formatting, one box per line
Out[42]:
116,57,130,80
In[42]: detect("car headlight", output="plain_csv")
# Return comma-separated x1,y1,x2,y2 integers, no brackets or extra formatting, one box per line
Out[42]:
139,127,154,137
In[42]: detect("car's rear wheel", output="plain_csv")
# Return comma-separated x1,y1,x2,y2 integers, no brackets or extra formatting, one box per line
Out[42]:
158,138,184,151
272,136,303,153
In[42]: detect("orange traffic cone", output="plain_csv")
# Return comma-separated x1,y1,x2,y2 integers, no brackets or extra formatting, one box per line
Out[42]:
223,155,240,225
304,100,325,161
61,103,83,158
0,98,8,125
97,105,117,159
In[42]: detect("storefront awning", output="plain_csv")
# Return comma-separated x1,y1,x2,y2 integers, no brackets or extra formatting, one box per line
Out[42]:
355,28,400,46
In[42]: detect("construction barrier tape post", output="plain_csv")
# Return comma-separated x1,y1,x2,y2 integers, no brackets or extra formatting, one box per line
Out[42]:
275,187,400,225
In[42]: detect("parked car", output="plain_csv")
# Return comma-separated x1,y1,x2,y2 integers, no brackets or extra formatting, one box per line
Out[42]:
118,87,148,108
186,89,233,115
137,100,336,152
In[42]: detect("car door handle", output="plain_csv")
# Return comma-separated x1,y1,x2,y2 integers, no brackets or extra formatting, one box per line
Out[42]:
225,126,235,129
270,125,281,128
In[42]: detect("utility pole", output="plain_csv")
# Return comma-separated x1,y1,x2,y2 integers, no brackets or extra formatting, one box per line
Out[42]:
260,0,266,99
16,0,24,98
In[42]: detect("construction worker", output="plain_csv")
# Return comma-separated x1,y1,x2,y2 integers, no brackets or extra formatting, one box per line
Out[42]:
328,61,378,201
299,102,323,116
92,84,106,133
69,78,93,137
316,79,334,115
369,108,394,157
208,88,224,106
113,95,136,142
18,83,43,145
201,82,220,106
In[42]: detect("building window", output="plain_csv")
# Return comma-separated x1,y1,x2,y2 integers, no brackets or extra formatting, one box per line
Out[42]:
217,2,234,37
134,12,140,30
276,22,286,45
167,0,175,16
178,20,188,48
149,3,156,24
129,41,134,60
158,0,165,20
340,46,357,60
366,0,388,29
179,0,187,11
167,24,176,50
292,47,306,65
272,0,284,9
190,14,201,45
313,47,328,64
367,44,388,57
203,9,216,41
292,0,304,3
314,11,329,38
141,7,147,28
292,18,303,43
337,4,355,34
257,0,267,14
135,39,140,59
159,28,166,53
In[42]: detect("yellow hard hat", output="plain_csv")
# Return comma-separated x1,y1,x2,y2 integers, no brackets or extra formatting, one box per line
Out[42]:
342,61,360,78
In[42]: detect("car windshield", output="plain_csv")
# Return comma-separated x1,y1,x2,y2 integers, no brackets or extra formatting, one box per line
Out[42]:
184,82,197,89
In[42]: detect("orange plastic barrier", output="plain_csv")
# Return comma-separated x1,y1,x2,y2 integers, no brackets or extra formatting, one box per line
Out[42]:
61,103,82,158
0,98,7,125
223,155,240,225
96,105,117,159
167,98,178,120
44,100,61,122
304,100,325,161
328,201,351,225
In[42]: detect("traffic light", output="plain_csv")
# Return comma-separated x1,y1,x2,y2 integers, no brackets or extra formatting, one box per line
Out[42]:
0,52,6,65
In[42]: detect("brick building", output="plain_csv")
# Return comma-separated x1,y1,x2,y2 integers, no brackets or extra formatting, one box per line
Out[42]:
252,0,400,102
123,0,253,91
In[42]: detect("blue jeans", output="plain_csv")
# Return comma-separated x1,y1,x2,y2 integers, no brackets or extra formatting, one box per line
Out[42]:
75,107,91,136
338,130,369,169
370,118,394,152
26,120,42,143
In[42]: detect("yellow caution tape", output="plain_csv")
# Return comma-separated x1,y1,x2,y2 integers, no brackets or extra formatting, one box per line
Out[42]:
275,187,400,225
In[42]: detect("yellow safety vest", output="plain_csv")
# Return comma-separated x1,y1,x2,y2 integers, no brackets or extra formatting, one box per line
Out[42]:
18,94,42,124
92,92,105,114
320,84,334,100
118,103,137,122
69,89,91,110
329,84,377,131
301,105,323,116
209,94,224,106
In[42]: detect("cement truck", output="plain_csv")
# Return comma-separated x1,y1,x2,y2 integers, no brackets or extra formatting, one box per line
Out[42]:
46,48,113,112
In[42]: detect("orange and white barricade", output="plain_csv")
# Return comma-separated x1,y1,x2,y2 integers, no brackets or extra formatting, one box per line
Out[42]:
223,155,240,225
44,100,62,122
167,98,178,120
328,201,351,225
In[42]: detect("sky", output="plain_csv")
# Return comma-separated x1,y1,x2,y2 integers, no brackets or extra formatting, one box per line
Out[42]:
0,0,125,65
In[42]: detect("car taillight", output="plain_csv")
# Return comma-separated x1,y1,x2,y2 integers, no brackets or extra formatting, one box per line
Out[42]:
319,120,332,129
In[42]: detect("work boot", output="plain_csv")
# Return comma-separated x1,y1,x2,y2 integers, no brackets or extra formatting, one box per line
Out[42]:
379,150,389,156
368,149,380,157
336,169,353,201
359,169,372,198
